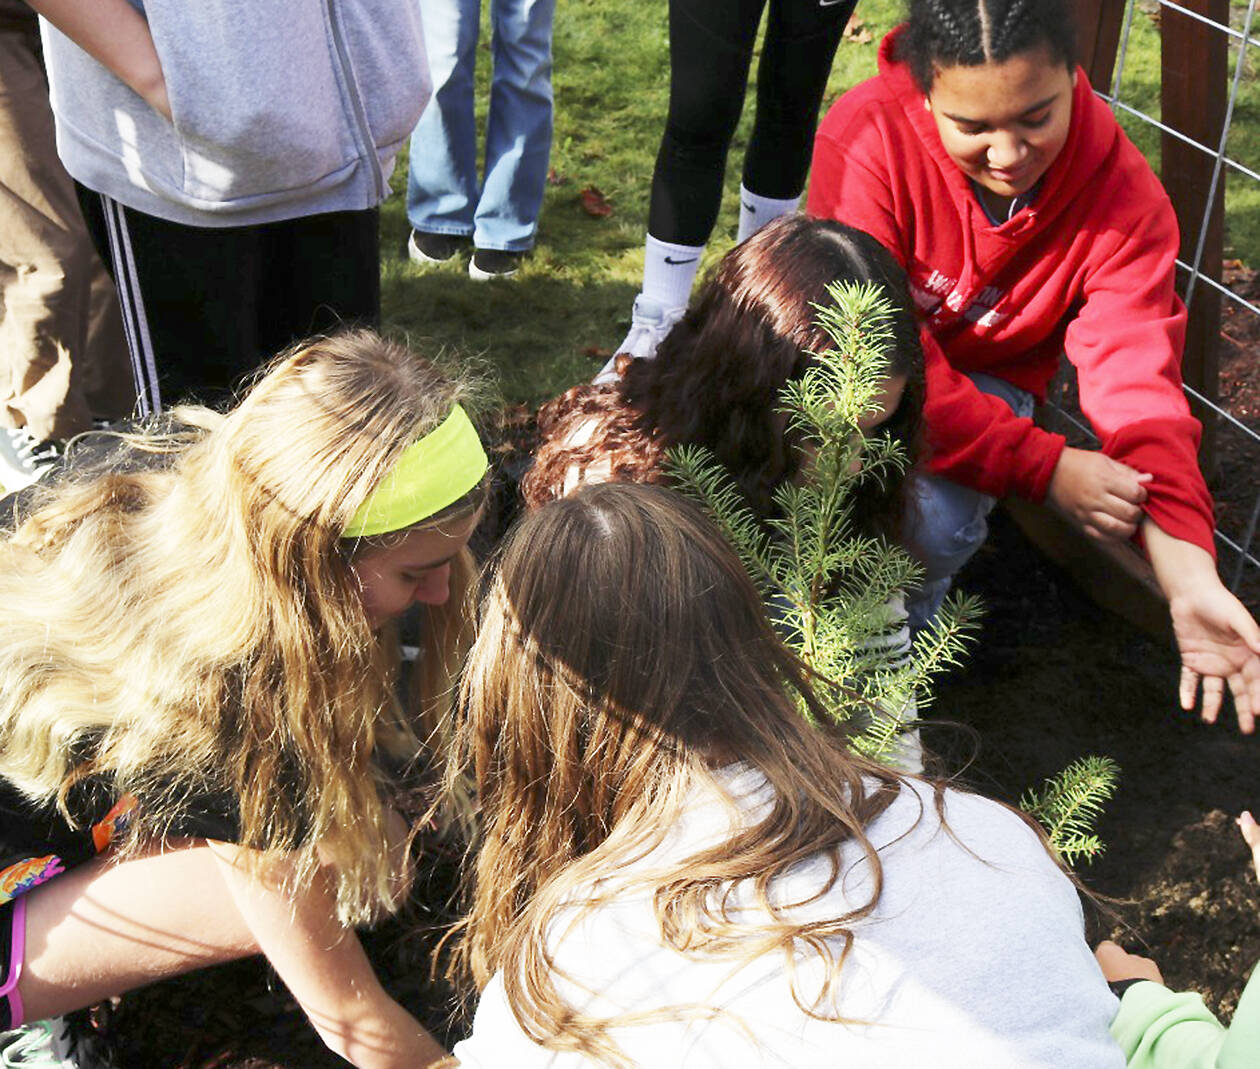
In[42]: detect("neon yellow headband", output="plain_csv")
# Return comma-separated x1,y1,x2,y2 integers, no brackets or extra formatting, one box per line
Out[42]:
342,404,488,538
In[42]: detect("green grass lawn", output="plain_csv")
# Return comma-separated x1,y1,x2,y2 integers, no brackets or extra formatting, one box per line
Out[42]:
381,0,1259,408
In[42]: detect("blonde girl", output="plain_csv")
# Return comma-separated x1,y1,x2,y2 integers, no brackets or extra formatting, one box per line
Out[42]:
449,482,1122,1067
0,331,485,1068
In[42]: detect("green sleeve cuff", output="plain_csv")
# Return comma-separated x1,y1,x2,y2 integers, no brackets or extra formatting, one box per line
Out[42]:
1109,981,1224,1068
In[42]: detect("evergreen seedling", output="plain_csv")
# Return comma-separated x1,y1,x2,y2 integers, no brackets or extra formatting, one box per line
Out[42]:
668,280,978,763
1020,756,1120,866
669,280,1118,864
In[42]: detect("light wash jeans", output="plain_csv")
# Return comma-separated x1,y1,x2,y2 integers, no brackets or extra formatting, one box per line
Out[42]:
406,0,555,252
904,372,1036,635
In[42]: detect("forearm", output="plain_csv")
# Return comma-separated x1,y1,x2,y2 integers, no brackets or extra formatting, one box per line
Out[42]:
1109,981,1226,1068
1143,519,1218,602
1100,419,1215,555
921,333,1064,500
310,981,450,1069
208,844,451,1069
28,0,169,117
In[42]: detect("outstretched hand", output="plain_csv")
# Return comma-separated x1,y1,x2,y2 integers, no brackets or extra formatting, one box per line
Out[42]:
1169,582,1260,734
1047,447,1152,542
1094,941,1163,985
1144,522,1260,733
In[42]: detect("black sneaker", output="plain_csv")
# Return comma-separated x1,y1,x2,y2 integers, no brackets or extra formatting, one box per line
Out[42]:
407,230,466,265
468,248,523,281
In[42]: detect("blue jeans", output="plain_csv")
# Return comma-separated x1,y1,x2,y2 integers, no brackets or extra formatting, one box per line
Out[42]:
406,0,555,252
904,373,1036,634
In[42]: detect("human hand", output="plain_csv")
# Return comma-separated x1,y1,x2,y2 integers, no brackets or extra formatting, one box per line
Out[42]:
1094,940,1164,985
1239,810,1260,884
112,17,170,120
1168,582,1260,734
1144,523,1260,732
1047,447,1152,542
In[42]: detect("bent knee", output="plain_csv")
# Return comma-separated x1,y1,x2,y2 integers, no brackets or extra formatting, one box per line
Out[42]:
906,478,996,581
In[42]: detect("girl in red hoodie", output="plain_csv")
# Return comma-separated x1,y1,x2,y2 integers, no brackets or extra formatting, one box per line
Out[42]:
807,0,1260,732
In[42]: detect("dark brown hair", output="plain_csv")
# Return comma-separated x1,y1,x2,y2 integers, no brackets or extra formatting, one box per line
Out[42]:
523,216,924,538
452,482,905,1060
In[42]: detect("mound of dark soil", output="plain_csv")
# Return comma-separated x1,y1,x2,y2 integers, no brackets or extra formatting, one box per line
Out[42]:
933,509,1260,1021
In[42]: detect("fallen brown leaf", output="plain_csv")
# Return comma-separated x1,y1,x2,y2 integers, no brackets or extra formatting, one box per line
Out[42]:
579,185,613,217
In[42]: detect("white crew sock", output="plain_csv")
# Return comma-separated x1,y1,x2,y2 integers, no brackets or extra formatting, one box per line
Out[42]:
641,235,704,312
737,185,801,243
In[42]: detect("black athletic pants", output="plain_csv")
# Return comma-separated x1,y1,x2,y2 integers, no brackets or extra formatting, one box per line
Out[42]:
648,0,858,246
77,185,380,413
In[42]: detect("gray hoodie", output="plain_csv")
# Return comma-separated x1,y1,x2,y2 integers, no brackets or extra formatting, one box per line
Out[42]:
41,0,430,227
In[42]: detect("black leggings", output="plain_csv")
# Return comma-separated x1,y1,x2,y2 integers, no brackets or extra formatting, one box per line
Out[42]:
648,0,858,246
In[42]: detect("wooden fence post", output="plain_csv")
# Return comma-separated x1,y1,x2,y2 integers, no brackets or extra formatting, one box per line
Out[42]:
1161,0,1228,475
1074,0,1129,90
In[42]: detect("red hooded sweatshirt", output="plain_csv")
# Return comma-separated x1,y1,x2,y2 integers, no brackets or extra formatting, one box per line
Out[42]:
807,27,1214,555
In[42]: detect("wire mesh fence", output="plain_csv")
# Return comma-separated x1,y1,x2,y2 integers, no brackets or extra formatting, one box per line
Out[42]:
1046,0,1260,609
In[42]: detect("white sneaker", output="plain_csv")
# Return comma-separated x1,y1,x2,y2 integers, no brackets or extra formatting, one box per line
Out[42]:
0,428,62,494
594,296,684,384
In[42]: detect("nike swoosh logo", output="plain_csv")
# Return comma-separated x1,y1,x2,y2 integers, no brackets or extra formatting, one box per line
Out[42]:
741,201,755,213
664,256,698,265
819,0,846,6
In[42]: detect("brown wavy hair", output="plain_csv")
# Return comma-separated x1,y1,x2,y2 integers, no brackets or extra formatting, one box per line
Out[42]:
451,482,915,1063
522,216,924,537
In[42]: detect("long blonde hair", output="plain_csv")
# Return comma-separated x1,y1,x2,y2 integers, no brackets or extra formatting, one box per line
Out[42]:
0,330,478,924
451,482,912,1064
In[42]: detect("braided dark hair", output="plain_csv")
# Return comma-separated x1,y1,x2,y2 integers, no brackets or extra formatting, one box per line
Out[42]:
901,0,1078,91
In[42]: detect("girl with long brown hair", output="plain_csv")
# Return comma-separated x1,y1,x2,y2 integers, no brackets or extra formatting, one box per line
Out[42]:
525,214,930,771
449,481,1121,1067
526,214,922,542
0,331,483,1068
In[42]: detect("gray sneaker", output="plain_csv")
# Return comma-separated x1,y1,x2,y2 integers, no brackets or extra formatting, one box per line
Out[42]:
0,428,62,494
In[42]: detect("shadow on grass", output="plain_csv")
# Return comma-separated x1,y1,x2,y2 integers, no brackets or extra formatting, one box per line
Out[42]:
382,265,639,406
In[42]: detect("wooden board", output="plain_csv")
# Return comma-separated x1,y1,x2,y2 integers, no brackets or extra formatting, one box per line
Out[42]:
1003,498,1174,642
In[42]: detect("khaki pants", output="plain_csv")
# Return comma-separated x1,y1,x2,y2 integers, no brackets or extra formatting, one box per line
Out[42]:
0,28,133,441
